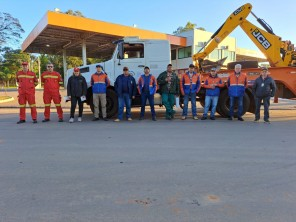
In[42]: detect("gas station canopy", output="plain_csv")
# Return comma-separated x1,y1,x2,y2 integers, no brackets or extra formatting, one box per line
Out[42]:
22,11,187,60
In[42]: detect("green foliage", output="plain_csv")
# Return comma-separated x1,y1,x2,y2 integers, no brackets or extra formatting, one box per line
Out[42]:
63,10,85,17
173,22,206,34
0,12,24,46
0,47,29,86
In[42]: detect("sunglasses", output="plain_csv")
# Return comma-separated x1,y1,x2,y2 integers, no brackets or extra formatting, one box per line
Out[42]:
47,66,53,68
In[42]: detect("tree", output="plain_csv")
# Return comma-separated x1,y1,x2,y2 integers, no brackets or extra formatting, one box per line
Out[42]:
0,12,24,46
173,22,206,35
0,47,29,87
63,10,85,17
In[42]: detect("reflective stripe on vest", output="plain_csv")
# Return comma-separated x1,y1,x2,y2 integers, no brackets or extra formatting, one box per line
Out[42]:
43,75,59,79
18,75,35,79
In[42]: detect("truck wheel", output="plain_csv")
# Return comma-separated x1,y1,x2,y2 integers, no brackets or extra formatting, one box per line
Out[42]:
218,89,250,118
88,89,118,118
106,89,118,118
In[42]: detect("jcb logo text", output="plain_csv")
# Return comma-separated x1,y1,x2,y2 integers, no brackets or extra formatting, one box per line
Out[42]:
252,29,271,49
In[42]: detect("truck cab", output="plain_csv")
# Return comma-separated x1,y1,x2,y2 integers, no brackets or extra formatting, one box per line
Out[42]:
65,37,171,117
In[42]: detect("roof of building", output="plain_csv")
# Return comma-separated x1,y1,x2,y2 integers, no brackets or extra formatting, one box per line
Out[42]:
21,11,187,60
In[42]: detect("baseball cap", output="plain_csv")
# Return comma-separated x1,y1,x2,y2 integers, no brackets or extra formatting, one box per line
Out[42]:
144,66,150,70
22,62,28,66
96,64,103,68
74,67,80,72
261,67,268,71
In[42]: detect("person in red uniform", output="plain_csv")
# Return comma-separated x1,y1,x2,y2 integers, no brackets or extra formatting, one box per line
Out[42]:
41,63,64,122
16,61,38,124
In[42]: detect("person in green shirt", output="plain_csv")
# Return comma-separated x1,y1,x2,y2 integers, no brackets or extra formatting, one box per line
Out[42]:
157,64,180,120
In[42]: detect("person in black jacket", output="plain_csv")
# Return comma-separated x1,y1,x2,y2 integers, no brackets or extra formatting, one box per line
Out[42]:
114,67,137,122
252,67,276,123
67,67,87,123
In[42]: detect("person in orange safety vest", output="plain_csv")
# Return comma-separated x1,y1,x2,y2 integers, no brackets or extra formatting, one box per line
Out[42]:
41,63,64,122
16,61,38,124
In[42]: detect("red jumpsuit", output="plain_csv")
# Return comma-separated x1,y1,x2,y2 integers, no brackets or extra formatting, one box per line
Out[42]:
16,70,38,121
41,71,63,120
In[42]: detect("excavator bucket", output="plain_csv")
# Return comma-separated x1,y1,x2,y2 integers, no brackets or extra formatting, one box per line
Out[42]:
199,57,227,72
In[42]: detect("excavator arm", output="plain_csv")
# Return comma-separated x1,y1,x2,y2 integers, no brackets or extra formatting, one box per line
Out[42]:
193,3,296,70
192,3,252,70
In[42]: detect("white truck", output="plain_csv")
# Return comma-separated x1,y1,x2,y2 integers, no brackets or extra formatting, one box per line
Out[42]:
65,37,171,117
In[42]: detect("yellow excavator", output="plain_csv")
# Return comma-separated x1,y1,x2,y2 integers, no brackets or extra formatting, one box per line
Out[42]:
193,3,296,71
194,3,296,117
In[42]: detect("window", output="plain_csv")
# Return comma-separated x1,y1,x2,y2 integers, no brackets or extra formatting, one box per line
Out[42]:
80,67,89,73
209,49,222,60
197,42,206,47
178,46,192,59
195,46,203,54
120,43,144,59
222,50,235,61
171,49,176,60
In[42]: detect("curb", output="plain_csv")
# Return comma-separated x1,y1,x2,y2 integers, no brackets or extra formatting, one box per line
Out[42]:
0,96,14,104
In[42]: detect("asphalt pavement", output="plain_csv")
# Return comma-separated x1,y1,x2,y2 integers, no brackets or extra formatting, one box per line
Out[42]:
0,107,296,222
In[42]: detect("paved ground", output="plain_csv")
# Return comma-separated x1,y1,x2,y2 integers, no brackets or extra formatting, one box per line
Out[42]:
1,90,296,222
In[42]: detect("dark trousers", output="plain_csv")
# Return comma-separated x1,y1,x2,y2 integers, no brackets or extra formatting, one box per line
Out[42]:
255,97,270,121
161,93,175,118
140,92,156,118
229,96,243,118
70,96,83,118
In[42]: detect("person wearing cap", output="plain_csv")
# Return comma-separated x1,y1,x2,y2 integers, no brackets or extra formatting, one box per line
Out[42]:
16,61,38,124
67,67,87,123
227,64,248,121
114,67,137,122
41,63,64,122
252,67,276,123
157,64,180,120
91,64,110,121
137,66,157,121
180,64,201,120
201,67,224,120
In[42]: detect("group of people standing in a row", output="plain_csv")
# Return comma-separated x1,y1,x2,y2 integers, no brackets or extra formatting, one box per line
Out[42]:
16,61,276,124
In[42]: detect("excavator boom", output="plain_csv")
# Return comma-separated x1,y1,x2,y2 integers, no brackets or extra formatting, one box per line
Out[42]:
193,2,296,69
192,3,252,69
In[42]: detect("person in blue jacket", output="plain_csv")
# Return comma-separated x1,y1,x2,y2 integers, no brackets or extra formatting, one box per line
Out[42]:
114,67,137,122
201,67,224,120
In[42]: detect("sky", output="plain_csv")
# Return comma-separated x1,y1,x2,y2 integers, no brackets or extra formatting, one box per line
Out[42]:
1,0,296,52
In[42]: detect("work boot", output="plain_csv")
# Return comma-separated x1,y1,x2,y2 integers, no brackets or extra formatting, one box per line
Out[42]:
238,117,244,121
17,120,26,124
42,119,50,122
